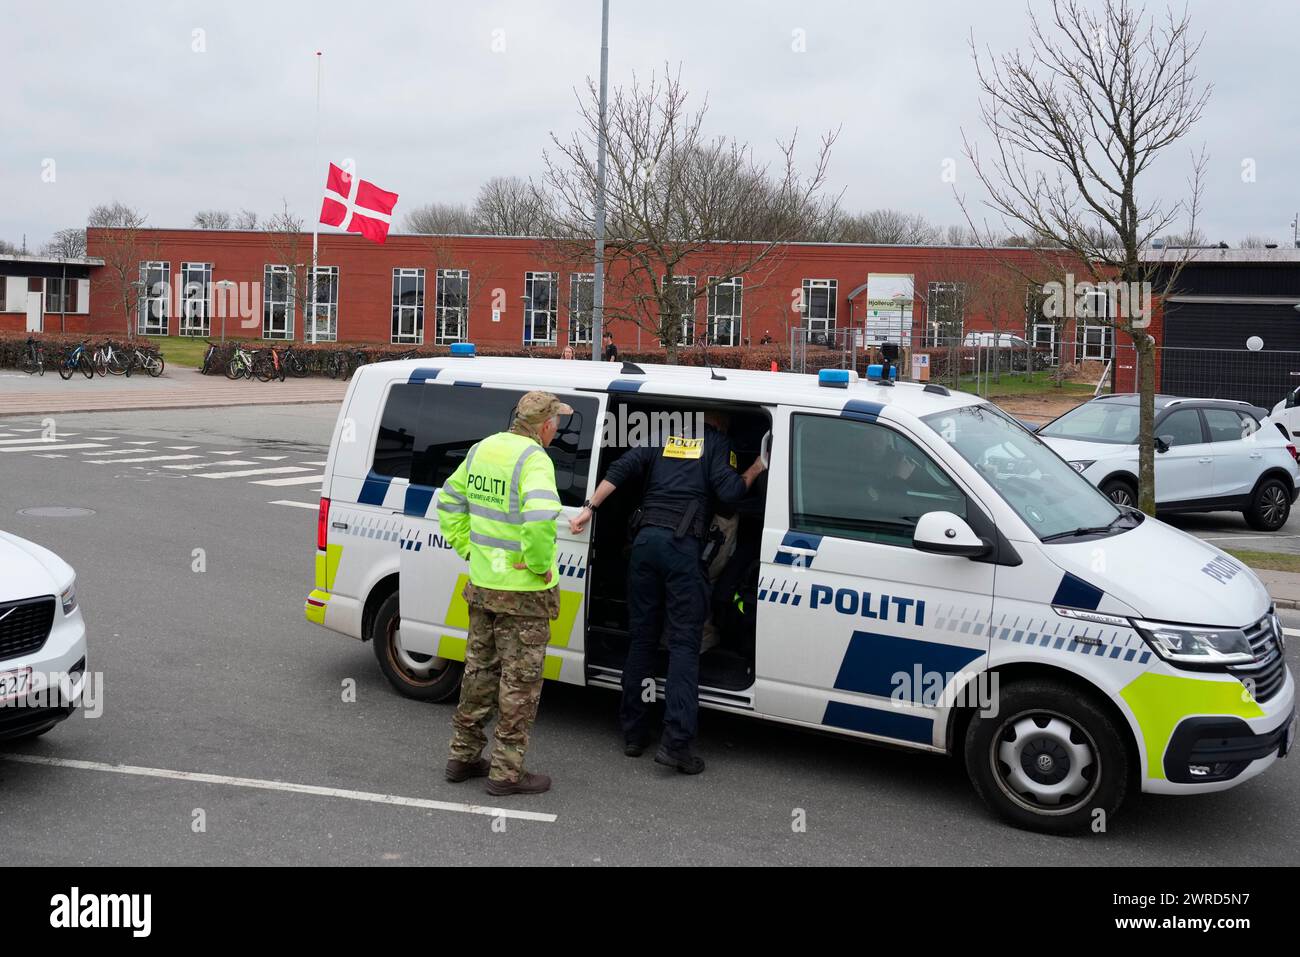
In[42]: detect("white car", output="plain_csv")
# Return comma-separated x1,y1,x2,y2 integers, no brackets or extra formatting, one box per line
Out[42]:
0,530,88,740
1038,394,1300,530
1269,387,1300,440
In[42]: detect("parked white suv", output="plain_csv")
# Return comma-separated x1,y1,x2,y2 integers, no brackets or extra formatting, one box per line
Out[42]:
0,530,88,740
1038,394,1300,530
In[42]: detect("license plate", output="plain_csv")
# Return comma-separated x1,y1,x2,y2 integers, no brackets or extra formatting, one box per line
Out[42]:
0,667,31,703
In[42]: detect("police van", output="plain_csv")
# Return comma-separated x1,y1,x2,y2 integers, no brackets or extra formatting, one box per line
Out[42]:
306,346,1294,832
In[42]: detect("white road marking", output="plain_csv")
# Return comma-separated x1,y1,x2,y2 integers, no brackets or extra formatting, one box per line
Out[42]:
34,454,67,459
254,455,288,461
163,460,257,470
1283,627,1300,638
79,448,142,456
1201,534,1300,542
208,450,244,455
301,460,327,466
86,437,116,441
167,445,199,450
124,440,157,445
85,454,202,465
9,428,42,433
253,473,326,487
270,500,319,510
0,443,108,453
0,753,556,823
0,436,61,446
193,466,312,479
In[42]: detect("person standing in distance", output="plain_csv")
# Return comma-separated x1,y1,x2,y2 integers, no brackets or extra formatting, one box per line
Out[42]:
570,411,766,773
437,391,571,795
603,331,619,362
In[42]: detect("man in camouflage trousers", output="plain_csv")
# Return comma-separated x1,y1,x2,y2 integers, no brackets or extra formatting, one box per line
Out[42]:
436,391,570,796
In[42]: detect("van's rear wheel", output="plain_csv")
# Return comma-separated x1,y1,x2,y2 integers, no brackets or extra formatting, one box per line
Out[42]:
964,680,1129,834
370,592,462,702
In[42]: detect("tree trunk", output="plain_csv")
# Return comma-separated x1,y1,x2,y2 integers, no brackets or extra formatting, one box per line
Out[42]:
1136,332,1157,515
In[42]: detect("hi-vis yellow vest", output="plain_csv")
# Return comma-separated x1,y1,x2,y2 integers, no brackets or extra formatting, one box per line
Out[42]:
436,431,561,591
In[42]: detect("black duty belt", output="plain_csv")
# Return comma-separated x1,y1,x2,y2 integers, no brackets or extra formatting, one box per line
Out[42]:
637,501,708,540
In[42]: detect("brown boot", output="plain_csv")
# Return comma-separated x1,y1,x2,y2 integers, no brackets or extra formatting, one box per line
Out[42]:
445,757,490,783
485,771,552,796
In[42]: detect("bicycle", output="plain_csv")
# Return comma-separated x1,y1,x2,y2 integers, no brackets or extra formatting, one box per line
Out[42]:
125,347,165,378
326,348,367,380
199,341,219,375
92,340,132,377
19,337,45,376
264,344,310,381
57,341,95,380
225,345,260,380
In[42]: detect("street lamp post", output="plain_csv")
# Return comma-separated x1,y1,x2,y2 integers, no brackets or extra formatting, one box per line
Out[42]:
129,280,146,341
590,0,610,362
214,280,236,343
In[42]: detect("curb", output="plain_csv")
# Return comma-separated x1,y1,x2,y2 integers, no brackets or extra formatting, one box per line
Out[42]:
0,396,344,418
1270,596,1299,610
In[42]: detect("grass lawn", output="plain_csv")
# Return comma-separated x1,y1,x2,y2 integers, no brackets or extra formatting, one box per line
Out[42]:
954,370,1097,399
142,336,213,369
1223,549,1300,575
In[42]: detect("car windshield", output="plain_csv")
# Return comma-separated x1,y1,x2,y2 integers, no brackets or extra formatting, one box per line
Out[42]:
922,404,1132,541
1038,400,1139,444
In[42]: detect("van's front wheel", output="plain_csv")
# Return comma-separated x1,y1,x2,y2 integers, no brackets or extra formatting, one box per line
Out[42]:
371,592,463,702
964,680,1129,834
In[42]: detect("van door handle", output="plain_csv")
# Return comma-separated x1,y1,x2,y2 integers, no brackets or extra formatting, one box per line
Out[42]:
1197,457,1212,464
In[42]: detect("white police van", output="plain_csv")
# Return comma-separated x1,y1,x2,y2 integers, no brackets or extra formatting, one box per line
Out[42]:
306,346,1294,832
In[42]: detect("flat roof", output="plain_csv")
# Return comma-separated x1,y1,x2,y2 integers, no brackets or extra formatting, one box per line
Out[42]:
0,253,104,267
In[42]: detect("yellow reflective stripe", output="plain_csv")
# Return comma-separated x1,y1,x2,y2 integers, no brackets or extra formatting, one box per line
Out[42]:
436,634,467,662
314,545,343,591
1119,671,1264,780
543,655,562,680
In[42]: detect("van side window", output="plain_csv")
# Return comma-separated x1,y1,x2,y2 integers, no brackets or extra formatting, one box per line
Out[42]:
372,383,597,506
373,384,422,479
790,414,966,548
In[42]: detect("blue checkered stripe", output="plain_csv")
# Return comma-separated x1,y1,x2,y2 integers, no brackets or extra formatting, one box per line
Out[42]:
556,551,586,579
337,511,404,544
946,606,1152,663
758,575,802,606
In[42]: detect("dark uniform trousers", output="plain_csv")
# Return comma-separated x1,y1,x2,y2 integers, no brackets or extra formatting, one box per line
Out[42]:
620,526,712,751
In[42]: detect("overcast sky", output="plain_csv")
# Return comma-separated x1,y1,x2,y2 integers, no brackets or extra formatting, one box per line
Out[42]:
3,0,1297,249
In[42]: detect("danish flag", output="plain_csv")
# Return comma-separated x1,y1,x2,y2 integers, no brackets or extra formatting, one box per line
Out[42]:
319,162,399,244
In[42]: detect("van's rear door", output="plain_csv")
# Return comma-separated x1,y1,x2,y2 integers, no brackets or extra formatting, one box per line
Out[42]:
397,378,606,687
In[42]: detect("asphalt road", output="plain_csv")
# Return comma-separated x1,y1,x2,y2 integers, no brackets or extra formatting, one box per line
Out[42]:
0,405,1296,865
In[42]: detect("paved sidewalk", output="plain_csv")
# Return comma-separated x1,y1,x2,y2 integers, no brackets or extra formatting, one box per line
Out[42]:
0,369,347,416
1250,568,1300,610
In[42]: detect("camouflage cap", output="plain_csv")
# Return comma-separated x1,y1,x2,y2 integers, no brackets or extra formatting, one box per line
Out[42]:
515,390,573,424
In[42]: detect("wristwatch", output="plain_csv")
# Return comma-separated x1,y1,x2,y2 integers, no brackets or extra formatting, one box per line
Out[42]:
583,499,597,511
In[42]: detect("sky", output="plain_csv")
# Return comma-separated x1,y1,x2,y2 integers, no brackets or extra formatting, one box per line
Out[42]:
3,0,1298,250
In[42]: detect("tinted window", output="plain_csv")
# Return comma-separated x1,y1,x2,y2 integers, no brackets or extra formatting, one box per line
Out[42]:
1203,408,1257,442
373,383,597,506
791,415,966,547
1158,409,1204,447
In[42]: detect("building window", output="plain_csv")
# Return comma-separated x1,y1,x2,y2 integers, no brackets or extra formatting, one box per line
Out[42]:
180,262,212,337
523,271,558,345
434,269,469,344
802,278,837,342
707,277,742,346
392,268,425,344
263,265,295,340
1031,324,1059,366
307,266,339,342
1075,288,1113,362
569,273,594,345
44,277,79,313
138,261,170,335
662,275,697,346
924,282,965,346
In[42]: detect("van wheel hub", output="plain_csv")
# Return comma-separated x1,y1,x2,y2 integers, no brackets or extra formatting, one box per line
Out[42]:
994,712,1098,812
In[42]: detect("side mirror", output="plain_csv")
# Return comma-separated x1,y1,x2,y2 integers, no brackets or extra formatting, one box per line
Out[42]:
1155,435,1172,453
913,511,990,558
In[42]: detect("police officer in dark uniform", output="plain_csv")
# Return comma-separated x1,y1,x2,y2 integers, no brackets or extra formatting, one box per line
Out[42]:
569,412,766,773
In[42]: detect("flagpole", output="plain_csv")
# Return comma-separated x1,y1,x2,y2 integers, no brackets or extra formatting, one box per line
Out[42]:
311,50,322,346
591,0,609,362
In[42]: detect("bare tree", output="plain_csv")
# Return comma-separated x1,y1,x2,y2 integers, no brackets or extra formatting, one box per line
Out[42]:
41,228,88,259
234,209,259,230
0,239,20,255
471,176,548,236
263,202,312,341
834,209,942,245
961,0,1209,514
404,201,477,235
88,203,157,339
1238,235,1272,249
193,210,232,229
543,66,837,363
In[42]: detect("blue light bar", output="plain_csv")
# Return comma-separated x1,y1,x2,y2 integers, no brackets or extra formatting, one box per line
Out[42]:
450,342,476,356
866,364,898,380
818,368,851,388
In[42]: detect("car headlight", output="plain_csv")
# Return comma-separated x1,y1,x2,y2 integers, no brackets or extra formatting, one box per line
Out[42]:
1132,619,1254,666
1069,460,1095,473
60,580,77,616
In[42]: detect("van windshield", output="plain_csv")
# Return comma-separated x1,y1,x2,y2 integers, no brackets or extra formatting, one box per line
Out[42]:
921,404,1131,541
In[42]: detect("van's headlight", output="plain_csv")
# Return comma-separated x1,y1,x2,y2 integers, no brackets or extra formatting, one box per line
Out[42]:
1133,619,1254,666
60,580,77,616
1069,460,1095,473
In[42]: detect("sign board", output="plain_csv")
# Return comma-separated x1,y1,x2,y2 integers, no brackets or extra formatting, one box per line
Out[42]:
911,352,931,382
492,309,501,323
